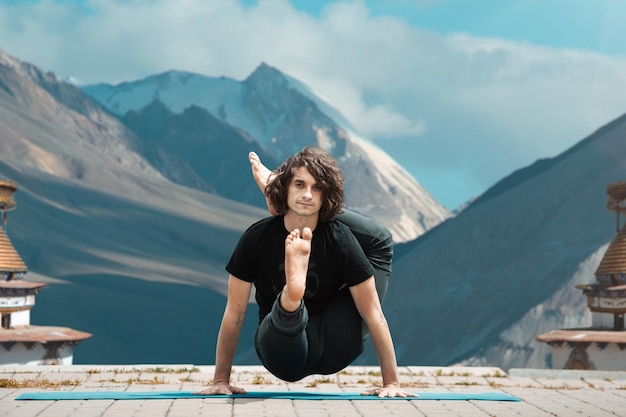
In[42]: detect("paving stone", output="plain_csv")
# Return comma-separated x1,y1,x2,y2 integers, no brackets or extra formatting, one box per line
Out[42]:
2,365,626,416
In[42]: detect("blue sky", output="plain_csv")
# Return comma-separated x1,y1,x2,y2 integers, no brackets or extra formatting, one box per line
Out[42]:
282,0,626,55
1,0,626,209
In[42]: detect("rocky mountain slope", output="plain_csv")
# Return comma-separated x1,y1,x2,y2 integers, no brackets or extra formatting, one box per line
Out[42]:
387,114,626,369
0,48,263,363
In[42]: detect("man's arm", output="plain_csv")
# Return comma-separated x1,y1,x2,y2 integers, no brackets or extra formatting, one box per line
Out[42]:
195,274,252,395
350,277,415,398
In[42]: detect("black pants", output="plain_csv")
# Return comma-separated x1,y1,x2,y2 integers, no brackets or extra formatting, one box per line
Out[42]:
254,210,393,382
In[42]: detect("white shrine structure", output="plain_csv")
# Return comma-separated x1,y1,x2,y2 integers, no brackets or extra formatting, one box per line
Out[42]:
537,181,626,370
0,179,91,365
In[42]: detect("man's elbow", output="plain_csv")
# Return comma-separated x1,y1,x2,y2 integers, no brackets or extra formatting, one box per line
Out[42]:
223,308,247,330
364,311,388,329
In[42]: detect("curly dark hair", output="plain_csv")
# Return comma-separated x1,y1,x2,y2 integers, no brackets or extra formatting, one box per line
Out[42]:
265,147,345,222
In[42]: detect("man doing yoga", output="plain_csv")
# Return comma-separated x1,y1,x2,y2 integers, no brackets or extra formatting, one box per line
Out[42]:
197,146,414,398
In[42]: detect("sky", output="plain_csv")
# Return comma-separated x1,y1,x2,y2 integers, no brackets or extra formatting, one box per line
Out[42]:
1,0,626,209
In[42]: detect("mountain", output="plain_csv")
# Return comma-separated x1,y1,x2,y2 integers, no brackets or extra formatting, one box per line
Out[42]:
386,113,626,369
0,48,264,364
0,49,159,184
82,64,451,242
121,99,277,206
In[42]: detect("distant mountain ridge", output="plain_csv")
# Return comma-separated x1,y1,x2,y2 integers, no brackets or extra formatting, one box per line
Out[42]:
82,63,451,242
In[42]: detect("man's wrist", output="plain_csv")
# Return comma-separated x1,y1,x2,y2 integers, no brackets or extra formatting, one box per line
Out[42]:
213,378,230,385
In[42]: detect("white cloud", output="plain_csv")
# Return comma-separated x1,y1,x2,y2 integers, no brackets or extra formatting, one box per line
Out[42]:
2,0,626,208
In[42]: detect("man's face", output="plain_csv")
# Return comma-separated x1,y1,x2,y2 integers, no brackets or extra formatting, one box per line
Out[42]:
286,166,323,218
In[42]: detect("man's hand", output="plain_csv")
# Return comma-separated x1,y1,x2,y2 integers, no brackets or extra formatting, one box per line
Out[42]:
361,383,419,398
193,382,247,396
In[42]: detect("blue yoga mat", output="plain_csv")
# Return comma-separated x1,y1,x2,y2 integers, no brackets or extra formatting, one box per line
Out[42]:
16,390,520,401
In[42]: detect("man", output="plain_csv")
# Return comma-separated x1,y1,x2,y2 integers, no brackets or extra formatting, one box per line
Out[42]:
197,147,413,398
249,151,394,304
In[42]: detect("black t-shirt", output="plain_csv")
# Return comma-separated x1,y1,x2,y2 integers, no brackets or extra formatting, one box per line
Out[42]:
226,216,375,322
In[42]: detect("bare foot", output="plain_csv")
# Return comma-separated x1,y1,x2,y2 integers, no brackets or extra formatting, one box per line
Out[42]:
249,151,279,215
249,151,273,191
281,227,312,312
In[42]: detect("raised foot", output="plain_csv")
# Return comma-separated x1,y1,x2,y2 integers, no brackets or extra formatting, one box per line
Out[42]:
249,151,279,215
249,151,273,191
281,227,312,312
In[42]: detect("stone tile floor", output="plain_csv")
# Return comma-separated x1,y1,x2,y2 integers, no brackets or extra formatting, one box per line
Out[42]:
1,365,626,416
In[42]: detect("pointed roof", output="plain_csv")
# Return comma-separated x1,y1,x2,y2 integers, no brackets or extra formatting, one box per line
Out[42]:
595,223,626,277
0,228,27,273
596,181,626,279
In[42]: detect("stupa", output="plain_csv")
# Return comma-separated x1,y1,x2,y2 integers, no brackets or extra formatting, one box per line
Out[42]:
0,179,91,365
536,181,626,370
